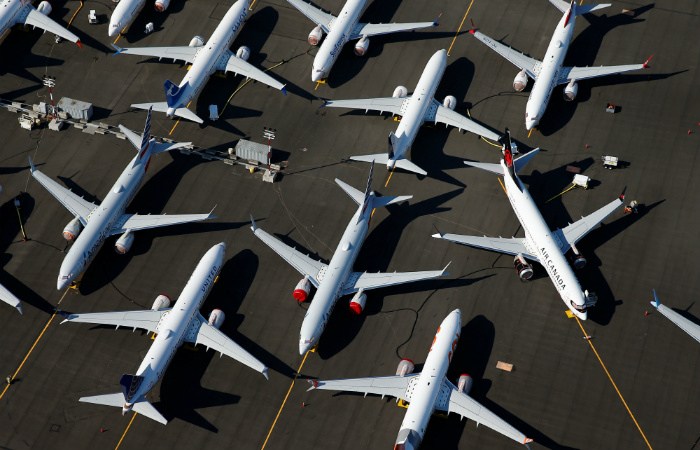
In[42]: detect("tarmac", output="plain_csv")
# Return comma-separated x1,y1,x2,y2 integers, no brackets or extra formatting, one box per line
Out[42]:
0,0,698,449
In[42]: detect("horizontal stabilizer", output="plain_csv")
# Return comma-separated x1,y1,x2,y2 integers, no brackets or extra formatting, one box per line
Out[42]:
350,153,427,176
351,153,388,164
80,392,125,407
574,3,610,15
371,194,412,209
132,397,168,424
79,393,167,424
513,148,540,173
131,102,203,123
394,158,427,176
335,179,364,205
463,160,504,175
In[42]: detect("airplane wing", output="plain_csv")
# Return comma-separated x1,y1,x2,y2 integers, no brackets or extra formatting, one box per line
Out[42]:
22,7,81,45
286,0,336,32
350,20,438,40
112,44,200,64
217,51,286,91
557,63,645,85
108,212,215,236
29,157,97,225
438,379,532,446
250,218,327,287
308,374,416,402
0,283,22,314
187,314,268,376
323,97,407,116
552,195,624,253
61,309,166,333
341,266,448,296
471,30,541,79
651,291,700,344
426,100,501,141
432,232,539,262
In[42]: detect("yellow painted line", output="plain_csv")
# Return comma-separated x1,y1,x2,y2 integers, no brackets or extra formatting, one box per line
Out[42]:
220,61,285,117
169,101,192,135
527,128,533,138
497,177,507,195
114,412,138,450
67,0,84,28
574,317,653,450
314,81,322,91
447,0,476,56
384,166,395,187
113,26,128,45
260,351,310,450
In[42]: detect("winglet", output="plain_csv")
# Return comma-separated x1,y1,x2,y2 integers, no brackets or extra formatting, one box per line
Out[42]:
208,204,217,218
250,214,258,231
262,367,269,380
441,261,451,276
652,289,660,308
28,156,36,173
431,232,444,239
111,43,123,55
76,39,82,49
642,54,653,69
281,86,288,96
432,13,442,27
307,379,319,391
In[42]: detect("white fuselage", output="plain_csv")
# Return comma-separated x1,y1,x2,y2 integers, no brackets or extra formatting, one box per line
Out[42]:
395,309,461,450
388,49,446,170
311,0,366,82
298,195,374,354
525,10,575,130
109,0,146,37
0,0,32,37
122,243,224,412
165,0,249,116
502,163,588,319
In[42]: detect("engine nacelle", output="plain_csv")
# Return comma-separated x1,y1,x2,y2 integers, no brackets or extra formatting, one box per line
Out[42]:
308,25,323,46
513,69,528,92
513,253,534,282
348,291,367,315
154,0,171,12
458,374,473,394
392,86,408,98
37,1,52,16
236,46,250,61
396,359,415,377
293,276,311,302
151,294,171,311
354,36,369,56
563,80,578,101
189,36,204,47
62,217,82,242
208,308,225,329
569,244,587,269
115,230,134,254
442,95,457,111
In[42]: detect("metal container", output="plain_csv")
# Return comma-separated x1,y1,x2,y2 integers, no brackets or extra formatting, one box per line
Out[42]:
235,139,269,165
57,97,93,120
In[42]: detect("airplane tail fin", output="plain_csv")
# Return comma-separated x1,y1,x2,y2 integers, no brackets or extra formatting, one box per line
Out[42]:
120,107,192,156
120,374,144,403
164,80,188,108
79,391,168,425
388,132,399,160
335,161,374,208
394,158,427,176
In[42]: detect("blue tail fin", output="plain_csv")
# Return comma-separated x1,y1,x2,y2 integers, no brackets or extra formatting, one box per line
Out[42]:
164,80,188,108
120,374,144,403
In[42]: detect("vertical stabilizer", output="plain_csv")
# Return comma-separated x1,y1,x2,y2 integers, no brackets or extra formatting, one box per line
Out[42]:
503,128,519,187
563,0,575,27
164,80,188,108
139,106,153,159
120,374,144,403
388,132,398,159
360,161,374,220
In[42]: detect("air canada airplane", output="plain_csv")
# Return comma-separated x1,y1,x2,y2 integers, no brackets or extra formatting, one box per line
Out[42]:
322,49,501,176
251,163,449,354
0,0,81,50
470,0,651,130
651,290,700,344
63,243,268,424
309,309,532,449
433,130,624,319
29,107,215,290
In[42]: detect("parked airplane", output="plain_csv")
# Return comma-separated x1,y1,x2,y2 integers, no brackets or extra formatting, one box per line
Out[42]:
288,0,439,82
470,0,651,130
651,290,700,344
251,163,449,354
322,49,500,175
0,0,81,48
62,243,268,424
309,309,532,449
0,186,22,314
433,130,623,319
109,0,173,37
112,0,286,123
29,107,215,290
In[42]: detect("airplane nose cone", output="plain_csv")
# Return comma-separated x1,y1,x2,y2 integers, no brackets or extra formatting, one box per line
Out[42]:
299,341,310,355
311,69,325,83
108,27,118,37
57,276,71,291
525,119,536,131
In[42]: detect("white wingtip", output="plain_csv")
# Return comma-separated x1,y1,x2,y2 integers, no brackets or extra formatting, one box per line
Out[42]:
432,233,444,238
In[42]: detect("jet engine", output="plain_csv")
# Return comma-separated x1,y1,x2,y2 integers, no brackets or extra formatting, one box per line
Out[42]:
308,25,323,46
348,290,367,315
189,36,204,47
115,230,134,254
208,308,225,329
151,294,171,311
395,359,415,377
442,95,457,110
513,253,534,282
569,243,586,270
354,36,369,56
62,217,82,241
457,374,473,394
513,69,528,92
154,0,171,12
236,46,250,61
37,1,52,16
392,86,408,98
563,79,578,101
293,276,311,302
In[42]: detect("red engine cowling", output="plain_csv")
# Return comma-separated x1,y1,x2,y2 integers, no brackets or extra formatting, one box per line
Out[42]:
395,358,415,377
293,276,311,302
392,86,408,98
236,46,250,61
151,294,171,311
308,25,323,46
154,0,171,12
208,309,225,329
442,95,457,110
354,36,369,56
513,69,528,92
62,217,82,241
37,1,52,16
458,374,472,394
348,291,367,315
563,80,578,101
115,230,134,254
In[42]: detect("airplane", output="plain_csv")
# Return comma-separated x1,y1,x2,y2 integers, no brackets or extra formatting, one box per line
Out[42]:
112,0,286,123
251,163,449,354
470,0,652,130
29,107,216,291
109,0,173,37
0,185,22,314
650,290,700,344
287,0,439,82
321,49,501,176
432,130,624,319
0,0,81,48
62,242,268,424
308,309,533,449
